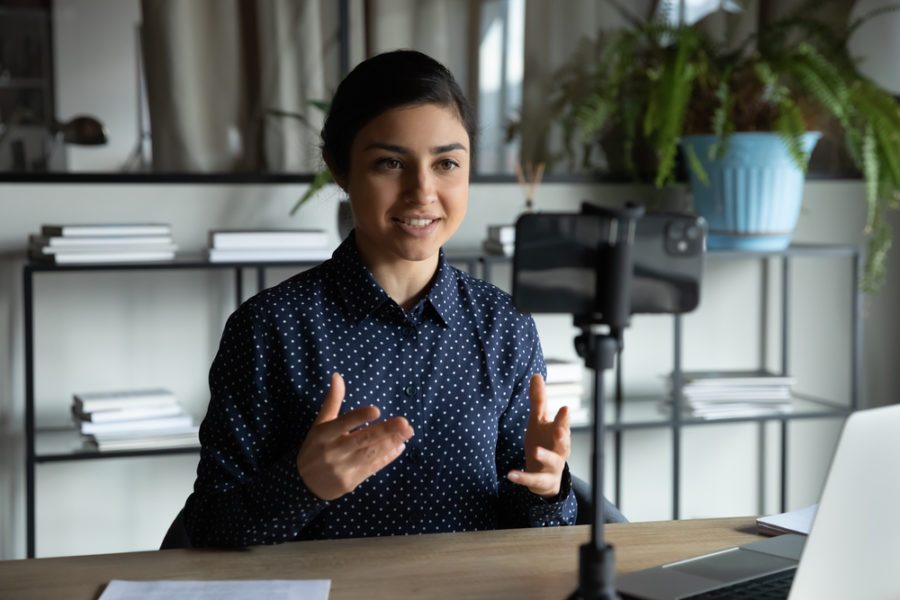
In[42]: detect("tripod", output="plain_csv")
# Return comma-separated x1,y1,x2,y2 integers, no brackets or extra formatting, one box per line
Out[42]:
566,202,643,600
567,325,622,600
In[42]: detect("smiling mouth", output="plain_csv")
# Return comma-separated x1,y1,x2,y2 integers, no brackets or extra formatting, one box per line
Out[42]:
394,217,440,228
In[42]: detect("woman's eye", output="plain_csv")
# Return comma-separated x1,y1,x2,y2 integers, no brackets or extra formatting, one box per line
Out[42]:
378,158,402,170
437,159,459,172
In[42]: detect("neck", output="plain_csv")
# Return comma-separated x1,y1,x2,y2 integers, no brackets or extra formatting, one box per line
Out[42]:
354,237,440,311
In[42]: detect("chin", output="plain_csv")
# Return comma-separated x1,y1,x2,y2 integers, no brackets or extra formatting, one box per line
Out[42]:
394,241,442,262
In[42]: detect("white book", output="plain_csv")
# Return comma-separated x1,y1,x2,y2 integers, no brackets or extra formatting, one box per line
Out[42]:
91,425,199,442
545,359,584,384
210,229,328,250
676,370,797,387
88,427,201,451
33,243,178,255
546,396,583,418
487,224,515,244
74,388,178,412
685,406,793,419
30,234,174,247
79,414,193,436
31,250,176,264
682,388,792,401
482,239,514,256
41,223,172,237
207,248,332,263
90,435,200,452
544,382,585,397
73,403,184,423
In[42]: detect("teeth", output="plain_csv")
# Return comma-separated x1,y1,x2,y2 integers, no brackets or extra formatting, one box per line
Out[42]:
400,218,435,227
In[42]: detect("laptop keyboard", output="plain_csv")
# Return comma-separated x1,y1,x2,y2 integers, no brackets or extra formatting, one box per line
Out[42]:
684,567,796,599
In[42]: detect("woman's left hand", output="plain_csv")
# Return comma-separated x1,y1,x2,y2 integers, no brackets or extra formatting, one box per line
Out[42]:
507,374,572,498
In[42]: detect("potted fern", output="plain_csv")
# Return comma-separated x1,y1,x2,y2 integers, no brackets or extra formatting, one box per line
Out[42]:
553,4,900,291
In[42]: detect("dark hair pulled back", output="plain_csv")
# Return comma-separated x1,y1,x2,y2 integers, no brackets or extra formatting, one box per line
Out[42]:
321,50,477,181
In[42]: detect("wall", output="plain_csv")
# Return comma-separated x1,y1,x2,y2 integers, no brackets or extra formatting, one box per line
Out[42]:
0,178,897,559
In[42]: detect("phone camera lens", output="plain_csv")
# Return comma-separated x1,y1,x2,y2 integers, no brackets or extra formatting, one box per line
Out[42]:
667,222,685,241
686,225,700,241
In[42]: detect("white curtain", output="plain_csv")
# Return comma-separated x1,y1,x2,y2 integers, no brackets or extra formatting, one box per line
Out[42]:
140,0,339,173
366,0,469,91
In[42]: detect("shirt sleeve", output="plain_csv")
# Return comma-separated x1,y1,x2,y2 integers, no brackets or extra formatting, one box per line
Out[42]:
495,316,578,528
182,301,328,547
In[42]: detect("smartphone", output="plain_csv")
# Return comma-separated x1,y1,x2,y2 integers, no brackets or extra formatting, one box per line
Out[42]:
512,211,706,316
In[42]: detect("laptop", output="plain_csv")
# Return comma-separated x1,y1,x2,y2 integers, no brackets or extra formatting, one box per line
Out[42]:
616,404,900,599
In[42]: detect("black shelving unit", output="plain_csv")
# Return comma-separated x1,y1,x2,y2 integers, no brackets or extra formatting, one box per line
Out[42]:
22,245,860,557
483,243,863,520
21,251,483,558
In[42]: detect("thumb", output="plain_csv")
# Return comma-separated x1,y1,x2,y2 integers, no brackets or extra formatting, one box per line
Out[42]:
529,373,547,424
554,405,571,430
313,372,345,425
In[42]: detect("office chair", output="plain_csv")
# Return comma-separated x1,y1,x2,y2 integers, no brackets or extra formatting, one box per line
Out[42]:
160,508,192,550
571,474,627,525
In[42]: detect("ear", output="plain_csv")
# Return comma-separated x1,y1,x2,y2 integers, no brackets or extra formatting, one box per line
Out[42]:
323,152,348,192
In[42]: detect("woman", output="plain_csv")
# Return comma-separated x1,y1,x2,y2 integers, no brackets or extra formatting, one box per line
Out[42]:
182,50,577,547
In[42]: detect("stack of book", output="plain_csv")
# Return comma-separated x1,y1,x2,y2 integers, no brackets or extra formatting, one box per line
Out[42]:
207,229,332,263
72,388,199,451
29,223,177,264
545,358,589,425
665,370,797,419
482,224,515,256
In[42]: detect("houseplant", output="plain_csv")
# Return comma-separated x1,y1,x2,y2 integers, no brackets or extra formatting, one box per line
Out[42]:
551,2,900,291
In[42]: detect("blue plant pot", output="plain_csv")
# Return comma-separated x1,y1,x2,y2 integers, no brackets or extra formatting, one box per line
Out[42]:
681,132,820,251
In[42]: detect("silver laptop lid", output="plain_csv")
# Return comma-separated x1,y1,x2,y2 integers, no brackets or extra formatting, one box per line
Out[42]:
790,404,900,599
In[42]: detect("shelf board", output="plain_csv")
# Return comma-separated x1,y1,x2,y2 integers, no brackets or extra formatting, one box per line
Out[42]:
24,249,486,273
569,393,850,433
33,428,200,463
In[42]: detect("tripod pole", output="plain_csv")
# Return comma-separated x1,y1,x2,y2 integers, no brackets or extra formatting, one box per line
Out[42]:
569,329,620,600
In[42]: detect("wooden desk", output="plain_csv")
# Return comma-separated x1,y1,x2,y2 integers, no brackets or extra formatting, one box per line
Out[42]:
0,518,760,599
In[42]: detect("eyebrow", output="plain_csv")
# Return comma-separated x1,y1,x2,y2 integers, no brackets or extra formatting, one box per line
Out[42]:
363,142,468,155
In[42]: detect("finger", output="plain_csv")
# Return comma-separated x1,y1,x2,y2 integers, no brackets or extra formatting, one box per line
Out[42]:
529,373,547,424
313,372,345,425
349,434,409,481
318,405,381,441
336,416,414,455
553,405,571,431
529,445,566,473
506,469,560,496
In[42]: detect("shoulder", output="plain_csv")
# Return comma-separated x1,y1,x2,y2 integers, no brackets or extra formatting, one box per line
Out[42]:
454,268,537,336
230,260,333,325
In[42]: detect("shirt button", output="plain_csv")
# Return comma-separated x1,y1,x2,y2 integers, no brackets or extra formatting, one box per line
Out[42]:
402,325,415,338
404,384,418,397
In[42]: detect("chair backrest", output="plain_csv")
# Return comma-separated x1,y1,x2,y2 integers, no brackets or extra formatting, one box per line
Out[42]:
571,474,627,525
159,508,192,550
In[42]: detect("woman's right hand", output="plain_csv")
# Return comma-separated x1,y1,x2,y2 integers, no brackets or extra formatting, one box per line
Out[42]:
296,372,415,501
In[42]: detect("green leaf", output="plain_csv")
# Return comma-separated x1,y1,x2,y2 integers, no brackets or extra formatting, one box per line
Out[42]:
290,169,334,216
683,144,709,187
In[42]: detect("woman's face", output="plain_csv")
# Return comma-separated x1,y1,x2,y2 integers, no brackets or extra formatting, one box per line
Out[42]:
342,103,470,266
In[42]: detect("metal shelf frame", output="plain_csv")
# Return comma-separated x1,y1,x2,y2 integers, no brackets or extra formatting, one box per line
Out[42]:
482,243,863,520
23,253,482,557
22,244,860,557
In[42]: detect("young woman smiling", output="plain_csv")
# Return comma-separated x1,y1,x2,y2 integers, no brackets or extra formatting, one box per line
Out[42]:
181,50,578,547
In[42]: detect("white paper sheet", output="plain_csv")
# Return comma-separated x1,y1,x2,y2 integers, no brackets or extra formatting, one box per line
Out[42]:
98,579,330,600
756,503,818,536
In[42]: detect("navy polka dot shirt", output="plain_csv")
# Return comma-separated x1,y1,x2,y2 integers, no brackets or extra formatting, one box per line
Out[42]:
183,232,576,547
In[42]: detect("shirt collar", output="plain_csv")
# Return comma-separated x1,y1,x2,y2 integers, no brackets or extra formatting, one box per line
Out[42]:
329,231,462,329
424,251,461,330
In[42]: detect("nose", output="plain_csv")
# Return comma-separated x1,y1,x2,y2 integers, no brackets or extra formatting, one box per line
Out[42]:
405,165,437,205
